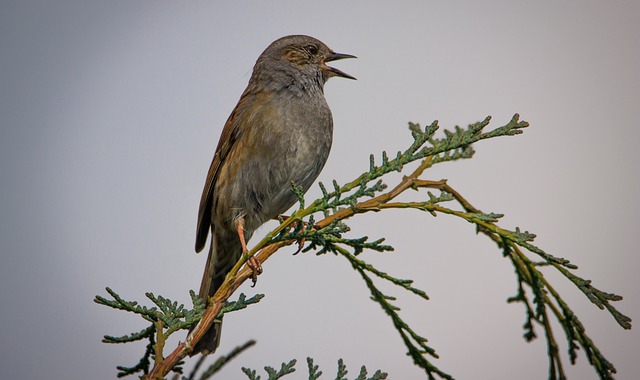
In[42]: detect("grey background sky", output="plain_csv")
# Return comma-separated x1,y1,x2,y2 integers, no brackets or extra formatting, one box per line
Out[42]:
1,1,639,379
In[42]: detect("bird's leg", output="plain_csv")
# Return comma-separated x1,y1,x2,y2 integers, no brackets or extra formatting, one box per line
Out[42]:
236,218,262,286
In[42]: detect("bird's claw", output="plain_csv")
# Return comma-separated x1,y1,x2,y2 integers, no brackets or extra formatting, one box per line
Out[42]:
293,238,306,255
277,216,320,256
246,256,263,287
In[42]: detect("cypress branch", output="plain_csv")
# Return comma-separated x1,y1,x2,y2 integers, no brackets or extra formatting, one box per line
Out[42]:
97,114,630,380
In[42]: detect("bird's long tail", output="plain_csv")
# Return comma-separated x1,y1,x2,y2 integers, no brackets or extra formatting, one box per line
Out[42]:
191,233,241,355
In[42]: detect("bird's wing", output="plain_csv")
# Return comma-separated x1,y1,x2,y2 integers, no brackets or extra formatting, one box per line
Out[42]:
195,92,251,252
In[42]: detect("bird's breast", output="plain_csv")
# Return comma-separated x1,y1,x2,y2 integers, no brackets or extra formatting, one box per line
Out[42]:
214,88,334,233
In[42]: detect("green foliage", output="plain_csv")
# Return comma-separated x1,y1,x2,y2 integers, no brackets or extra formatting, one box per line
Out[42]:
97,114,631,380
262,114,630,379
242,359,296,380
94,289,263,377
240,358,387,380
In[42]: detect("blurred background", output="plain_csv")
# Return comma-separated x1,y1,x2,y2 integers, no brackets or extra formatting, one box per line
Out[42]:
1,1,638,379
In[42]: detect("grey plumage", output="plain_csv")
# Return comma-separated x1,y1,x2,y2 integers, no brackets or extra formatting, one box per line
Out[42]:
193,35,355,354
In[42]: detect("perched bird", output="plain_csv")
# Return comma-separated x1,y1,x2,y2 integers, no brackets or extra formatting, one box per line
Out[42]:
193,35,355,354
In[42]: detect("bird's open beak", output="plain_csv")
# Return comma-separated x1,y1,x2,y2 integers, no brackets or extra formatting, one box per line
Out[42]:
324,52,357,80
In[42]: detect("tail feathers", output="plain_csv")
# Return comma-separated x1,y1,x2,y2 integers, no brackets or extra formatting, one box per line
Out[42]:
192,315,223,355
191,233,241,355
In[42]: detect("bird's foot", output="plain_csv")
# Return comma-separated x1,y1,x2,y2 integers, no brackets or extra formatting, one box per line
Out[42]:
275,215,320,255
236,218,263,287
292,238,306,255
246,255,263,287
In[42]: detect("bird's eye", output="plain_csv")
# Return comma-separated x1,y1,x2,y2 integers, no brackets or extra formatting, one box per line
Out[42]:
306,44,318,55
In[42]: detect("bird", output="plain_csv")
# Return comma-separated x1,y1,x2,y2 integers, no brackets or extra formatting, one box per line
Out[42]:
192,35,355,354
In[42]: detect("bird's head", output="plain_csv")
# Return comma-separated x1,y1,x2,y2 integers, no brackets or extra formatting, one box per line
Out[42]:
255,35,356,85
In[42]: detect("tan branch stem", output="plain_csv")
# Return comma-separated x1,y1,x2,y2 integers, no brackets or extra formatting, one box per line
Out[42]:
145,241,293,379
